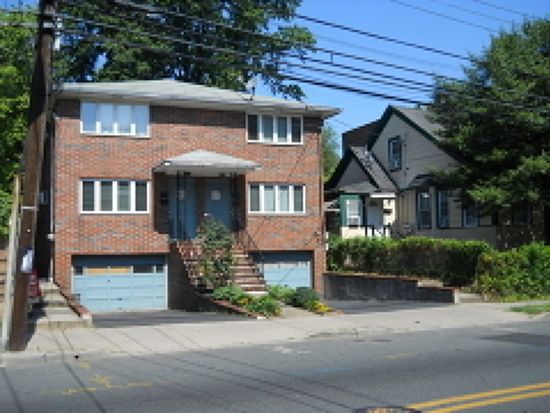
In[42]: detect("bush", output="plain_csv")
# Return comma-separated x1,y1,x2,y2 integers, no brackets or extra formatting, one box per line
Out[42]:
477,243,550,300
291,287,320,308
212,285,247,305
267,285,295,304
327,236,493,286
196,218,234,288
245,296,282,317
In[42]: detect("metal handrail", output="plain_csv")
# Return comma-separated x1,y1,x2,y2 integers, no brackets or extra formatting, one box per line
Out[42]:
234,228,265,277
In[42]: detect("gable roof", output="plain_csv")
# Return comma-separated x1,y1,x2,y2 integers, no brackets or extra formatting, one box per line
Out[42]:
59,80,340,119
325,146,397,194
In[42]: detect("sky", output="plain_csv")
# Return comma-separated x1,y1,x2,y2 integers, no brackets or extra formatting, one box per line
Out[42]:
5,0,549,150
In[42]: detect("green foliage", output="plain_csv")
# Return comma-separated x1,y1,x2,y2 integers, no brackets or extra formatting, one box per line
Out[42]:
267,284,295,304
245,295,282,317
477,243,550,300
510,303,550,315
196,218,234,288
431,19,550,212
57,0,314,100
321,125,340,181
327,236,493,286
212,285,247,304
0,9,34,237
290,287,319,308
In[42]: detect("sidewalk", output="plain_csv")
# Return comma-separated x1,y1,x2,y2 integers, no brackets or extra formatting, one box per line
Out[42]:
1,301,547,363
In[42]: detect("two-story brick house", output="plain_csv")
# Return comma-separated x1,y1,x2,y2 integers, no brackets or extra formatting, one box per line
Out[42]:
38,80,338,312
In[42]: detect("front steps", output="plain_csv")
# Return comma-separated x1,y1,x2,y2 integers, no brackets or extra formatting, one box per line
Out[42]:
28,281,90,330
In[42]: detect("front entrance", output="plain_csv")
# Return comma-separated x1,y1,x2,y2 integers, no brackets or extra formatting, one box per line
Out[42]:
169,176,232,239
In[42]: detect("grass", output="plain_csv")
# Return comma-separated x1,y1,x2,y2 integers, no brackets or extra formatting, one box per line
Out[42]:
510,303,550,315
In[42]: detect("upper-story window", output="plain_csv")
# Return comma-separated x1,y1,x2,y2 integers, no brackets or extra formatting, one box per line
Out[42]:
249,183,305,214
388,136,402,170
247,114,303,144
81,102,150,137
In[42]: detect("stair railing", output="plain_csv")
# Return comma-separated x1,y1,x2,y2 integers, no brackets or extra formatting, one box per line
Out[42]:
235,228,265,277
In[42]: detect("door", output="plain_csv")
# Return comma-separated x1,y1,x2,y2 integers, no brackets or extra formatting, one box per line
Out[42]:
169,177,197,239
256,252,312,289
204,178,232,229
72,255,167,312
366,198,384,236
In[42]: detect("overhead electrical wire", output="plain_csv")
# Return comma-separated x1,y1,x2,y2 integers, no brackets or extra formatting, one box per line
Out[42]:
471,0,534,18
426,0,513,25
58,0,550,107
388,0,496,32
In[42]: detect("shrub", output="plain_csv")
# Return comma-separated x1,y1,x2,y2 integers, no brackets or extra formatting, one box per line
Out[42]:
245,296,282,317
326,235,493,286
291,287,320,308
477,243,550,300
212,285,247,305
267,285,295,304
196,218,234,288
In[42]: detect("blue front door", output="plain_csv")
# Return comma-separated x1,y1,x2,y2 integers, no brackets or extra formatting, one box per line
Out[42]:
169,177,232,239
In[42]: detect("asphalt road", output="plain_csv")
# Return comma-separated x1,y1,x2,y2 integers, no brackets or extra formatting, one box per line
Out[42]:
1,318,549,413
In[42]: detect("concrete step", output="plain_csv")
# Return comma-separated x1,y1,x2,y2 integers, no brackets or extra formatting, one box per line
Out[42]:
29,305,89,330
458,292,484,303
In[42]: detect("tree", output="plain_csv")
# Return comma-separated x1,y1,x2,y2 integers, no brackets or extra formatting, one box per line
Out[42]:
56,0,314,99
431,19,550,241
321,125,340,182
0,9,34,237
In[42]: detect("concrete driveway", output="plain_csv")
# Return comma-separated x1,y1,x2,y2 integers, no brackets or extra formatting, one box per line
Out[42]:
326,299,451,315
92,309,246,328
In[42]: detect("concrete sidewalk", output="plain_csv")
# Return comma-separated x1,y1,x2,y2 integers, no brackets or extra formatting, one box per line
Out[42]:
1,302,548,363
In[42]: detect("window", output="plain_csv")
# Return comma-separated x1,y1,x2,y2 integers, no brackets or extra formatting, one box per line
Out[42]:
80,180,150,213
463,203,478,227
81,102,149,137
346,198,362,227
248,184,305,214
512,202,530,225
247,114,303,144
388,136,402,170
417,191,432,229
437,190,450,229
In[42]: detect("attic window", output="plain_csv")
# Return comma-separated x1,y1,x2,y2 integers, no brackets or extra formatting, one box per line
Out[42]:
388,136,402,170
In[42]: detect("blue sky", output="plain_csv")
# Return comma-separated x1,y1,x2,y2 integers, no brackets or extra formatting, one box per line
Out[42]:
6,0,549,147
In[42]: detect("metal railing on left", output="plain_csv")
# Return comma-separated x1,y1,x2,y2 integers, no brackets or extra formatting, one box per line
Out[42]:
2,175,22,350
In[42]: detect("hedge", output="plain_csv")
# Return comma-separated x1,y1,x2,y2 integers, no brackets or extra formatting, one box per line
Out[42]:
477,243,550,300
328,236,493,287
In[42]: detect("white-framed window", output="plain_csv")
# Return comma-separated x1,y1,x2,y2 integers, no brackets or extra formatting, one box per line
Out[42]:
462,203,479,227
346,198,362,227
249,183,305,214
80,180,150,213
388,136,402,170
247,114,303,144
416,190,432,229
437,189,450,229
81,102,150,137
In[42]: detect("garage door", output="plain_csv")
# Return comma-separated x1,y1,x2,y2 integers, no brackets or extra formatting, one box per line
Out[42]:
72,255,167,312
254,252,312,289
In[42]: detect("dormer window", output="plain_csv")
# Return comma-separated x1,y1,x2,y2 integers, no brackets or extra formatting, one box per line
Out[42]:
81,102,150,137
247,114,302,144
388,136,402,170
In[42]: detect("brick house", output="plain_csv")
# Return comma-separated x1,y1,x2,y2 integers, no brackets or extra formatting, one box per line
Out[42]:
38,80,339,312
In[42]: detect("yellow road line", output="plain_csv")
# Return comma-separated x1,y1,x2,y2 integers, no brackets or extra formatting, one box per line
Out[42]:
426,388,550,413
408,381,550,409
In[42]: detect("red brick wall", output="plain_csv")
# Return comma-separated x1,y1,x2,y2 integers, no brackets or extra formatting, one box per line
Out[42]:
53,99,326,292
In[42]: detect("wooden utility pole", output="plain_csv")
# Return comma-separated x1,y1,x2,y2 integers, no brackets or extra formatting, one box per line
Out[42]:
9,0,55,351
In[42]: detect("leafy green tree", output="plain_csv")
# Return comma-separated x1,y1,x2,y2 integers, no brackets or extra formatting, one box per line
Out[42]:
0,9,34,237
321,125,340,181
57,0,314,99
431,19,550,240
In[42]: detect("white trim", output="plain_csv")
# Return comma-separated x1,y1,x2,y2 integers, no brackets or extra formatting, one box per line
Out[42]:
80,179,150,214
246,113,303,145
80,101,150,137
248,183,306,215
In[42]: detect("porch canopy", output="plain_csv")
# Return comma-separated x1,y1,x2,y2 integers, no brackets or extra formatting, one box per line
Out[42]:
154,149,260,177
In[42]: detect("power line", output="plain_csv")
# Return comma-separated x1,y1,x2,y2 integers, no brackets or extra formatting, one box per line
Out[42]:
389,0,495,32
471,0,534,18
294,13,469,61
426,0,513,25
